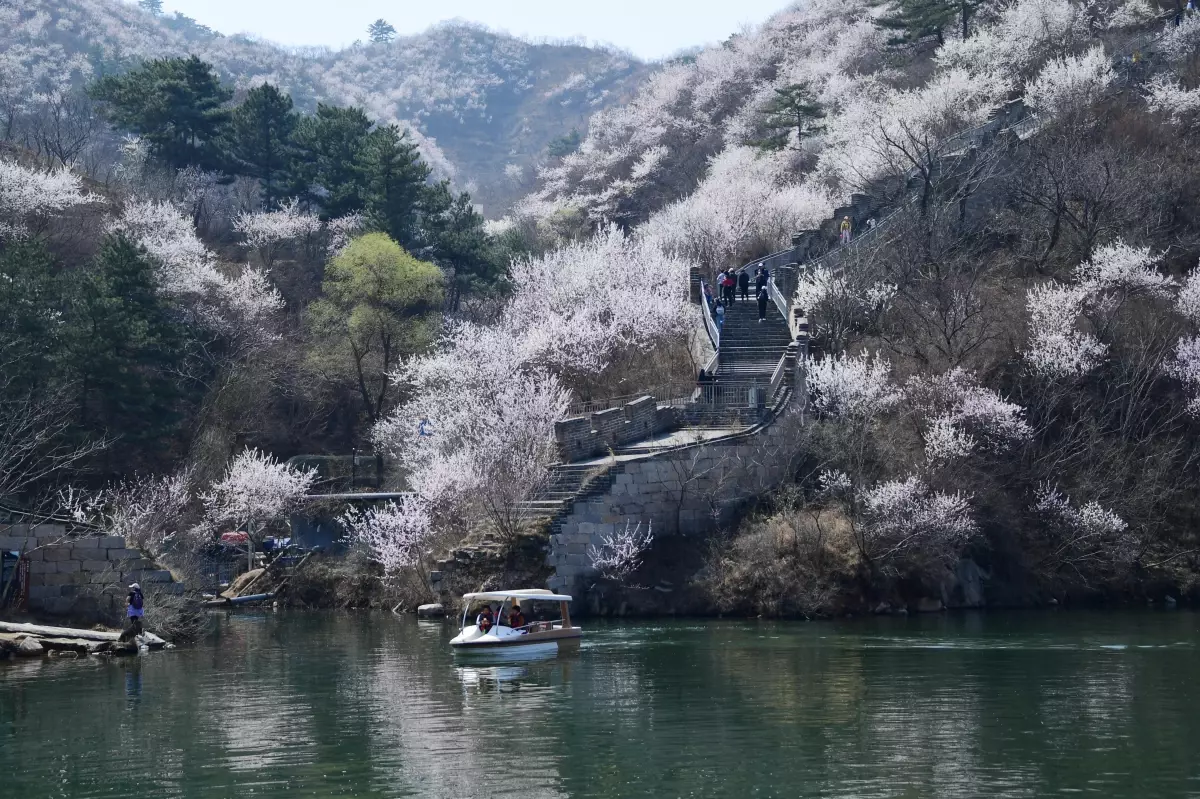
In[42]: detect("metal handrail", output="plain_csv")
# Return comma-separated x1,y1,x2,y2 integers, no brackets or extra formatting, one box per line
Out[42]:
699,278,721,350
768,352,788,401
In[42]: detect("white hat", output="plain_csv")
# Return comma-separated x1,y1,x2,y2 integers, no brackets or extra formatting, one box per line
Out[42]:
129,583,141,590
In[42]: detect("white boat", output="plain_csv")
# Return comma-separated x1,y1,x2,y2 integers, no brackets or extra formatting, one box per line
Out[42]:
449,590,581,657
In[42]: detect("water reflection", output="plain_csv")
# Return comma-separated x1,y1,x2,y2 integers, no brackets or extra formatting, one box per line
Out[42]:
2,611,1200,798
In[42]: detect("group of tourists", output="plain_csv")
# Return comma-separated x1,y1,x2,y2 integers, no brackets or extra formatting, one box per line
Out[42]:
475,603,527,633
704,266,776,332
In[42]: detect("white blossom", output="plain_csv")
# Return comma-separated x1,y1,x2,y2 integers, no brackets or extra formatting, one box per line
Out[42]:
1076,241,1172,299
588,521,654,581
1176,269,1200,324
937,0,1089,76
1024,46,1114,117
858,476,978,560
818,469,853,496
805,350,901,420
907,369,1032,461
1145,75,1200,127
201,448,317,534
0,158,97,237
326,213,365,256
1168,336,1200,416
109,199,283,341
1155,14,1200,63
1032,484,1134,564
341,496,432,575
1103,0,1156,28
1024,282,1107,378
924,415,977,463
234,198,323,266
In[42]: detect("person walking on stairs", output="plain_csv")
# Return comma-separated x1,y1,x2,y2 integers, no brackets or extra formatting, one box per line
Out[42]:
722,270,736,303
840,216,852,245
715,301,725,332
738,269,750,301
755,268,768,295
757,283,770,322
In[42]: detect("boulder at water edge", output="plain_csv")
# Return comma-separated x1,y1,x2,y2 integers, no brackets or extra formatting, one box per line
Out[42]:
417,603,445,619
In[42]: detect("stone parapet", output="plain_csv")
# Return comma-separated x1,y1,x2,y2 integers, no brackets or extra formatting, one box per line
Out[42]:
554,394,679,462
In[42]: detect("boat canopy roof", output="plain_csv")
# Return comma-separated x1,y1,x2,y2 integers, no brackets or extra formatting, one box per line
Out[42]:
462,590,572,602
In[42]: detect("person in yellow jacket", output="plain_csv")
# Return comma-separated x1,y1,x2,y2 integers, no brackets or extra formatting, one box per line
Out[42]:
839,216,852,245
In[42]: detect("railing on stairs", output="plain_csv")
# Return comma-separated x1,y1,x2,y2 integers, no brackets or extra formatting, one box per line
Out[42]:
767,352,788,403
699,278,721,352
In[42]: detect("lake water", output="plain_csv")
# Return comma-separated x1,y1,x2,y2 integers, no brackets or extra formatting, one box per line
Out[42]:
2,610,1200,798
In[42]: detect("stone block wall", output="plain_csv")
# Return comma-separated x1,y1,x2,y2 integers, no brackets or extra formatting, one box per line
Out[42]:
0,523,183,616
555,395,678,462
548,418,793,595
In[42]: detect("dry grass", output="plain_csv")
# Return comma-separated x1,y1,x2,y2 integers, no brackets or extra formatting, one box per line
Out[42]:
699,504,859,618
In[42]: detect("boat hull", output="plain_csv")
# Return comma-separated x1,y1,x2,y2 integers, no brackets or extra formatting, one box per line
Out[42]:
450,626,582,651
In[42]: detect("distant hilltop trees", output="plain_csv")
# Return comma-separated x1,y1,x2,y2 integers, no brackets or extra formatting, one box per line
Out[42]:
369,19,397,44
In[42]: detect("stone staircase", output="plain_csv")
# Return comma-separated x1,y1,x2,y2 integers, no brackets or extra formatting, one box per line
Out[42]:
517,461,624,522
711,286,793,385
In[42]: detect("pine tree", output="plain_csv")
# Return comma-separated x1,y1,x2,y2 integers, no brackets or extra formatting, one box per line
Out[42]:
90,56,233,172
752,83,826,152
229,83,299,208
138,0,164,14
877,0,979,45
418,181,509,310
364,124,431,250
65,235,192,473
368,19,397,44
288,104,375,218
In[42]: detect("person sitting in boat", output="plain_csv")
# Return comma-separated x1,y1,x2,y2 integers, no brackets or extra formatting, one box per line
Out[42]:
509,605,527,631
476,604,494,632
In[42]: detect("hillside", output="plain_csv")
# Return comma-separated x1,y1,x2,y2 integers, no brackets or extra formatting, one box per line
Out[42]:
0,0,653,214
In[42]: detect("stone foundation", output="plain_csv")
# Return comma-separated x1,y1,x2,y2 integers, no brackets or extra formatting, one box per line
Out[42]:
0,524,183,616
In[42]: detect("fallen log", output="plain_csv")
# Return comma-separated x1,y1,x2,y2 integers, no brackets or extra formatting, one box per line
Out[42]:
0,621,167,649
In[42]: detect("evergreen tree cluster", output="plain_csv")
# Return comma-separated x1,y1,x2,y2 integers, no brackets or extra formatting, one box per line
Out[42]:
0,234,200,475
89,56,509,302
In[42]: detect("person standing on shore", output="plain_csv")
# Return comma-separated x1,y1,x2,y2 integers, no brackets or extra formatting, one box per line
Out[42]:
123,583,144,641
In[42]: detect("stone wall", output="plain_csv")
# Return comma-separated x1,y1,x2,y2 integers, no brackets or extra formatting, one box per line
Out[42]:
548,402,797,595
0,524,182,616
554,396,679,463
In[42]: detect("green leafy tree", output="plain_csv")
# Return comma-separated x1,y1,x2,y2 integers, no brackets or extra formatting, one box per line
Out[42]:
229,83,298,209
364,124,431,249
368,19,398,43
307,233,443,430
64,235,192,472
90,56,233,172
418,181,509,310
289,104,374,217
753,83,826,152
138,0,164,14
878,0,980,45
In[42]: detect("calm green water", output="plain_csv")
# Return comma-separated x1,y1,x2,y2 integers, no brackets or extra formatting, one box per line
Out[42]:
3,611,1200,798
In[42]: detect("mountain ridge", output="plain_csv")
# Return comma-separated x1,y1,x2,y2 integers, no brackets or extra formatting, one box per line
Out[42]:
0,0,656,214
